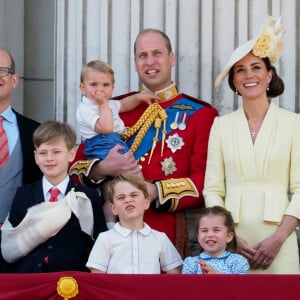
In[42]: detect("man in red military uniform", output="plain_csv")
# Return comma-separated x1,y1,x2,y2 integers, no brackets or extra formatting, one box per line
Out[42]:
70,29,218,256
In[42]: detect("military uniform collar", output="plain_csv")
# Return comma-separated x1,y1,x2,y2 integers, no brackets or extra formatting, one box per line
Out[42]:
141,83,179,102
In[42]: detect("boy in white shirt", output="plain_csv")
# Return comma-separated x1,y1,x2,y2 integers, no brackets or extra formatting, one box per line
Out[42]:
86,173,183,274
77,60,158,161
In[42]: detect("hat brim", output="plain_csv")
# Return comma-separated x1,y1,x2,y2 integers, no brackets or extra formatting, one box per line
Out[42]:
215,38,256,88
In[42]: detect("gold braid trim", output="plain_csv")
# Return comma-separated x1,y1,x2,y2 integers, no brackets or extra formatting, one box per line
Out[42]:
129,113,157,153
121,103,167,155
159,109,168,156
155,178,199,212
69,158,100,186
148,118,162,164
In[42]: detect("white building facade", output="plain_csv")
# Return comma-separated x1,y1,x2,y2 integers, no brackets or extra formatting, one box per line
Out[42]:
0,0,299,128
1,0,299,254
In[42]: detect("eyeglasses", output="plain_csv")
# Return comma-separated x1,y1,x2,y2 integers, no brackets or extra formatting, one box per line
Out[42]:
0,67,15,77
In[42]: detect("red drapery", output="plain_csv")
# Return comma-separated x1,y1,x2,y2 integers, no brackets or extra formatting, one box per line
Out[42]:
1,272,299,300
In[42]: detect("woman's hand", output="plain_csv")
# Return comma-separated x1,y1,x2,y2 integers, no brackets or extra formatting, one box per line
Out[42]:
251,215,298,269
251,234,282,269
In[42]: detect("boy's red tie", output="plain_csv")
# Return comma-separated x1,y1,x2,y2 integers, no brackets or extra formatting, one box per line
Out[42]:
49,188,60,202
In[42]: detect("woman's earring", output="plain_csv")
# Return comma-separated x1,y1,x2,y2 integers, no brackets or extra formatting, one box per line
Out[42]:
235,88,239,95
266,85,270,91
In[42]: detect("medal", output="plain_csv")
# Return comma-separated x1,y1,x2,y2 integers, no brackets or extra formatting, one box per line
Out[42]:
166,133,185,153
161,157,177,176
170,111,179,129
178,112,188,130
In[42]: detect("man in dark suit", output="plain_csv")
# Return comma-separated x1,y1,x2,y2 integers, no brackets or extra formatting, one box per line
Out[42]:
15,111,42,184
1,121,107,272
0,48,42,271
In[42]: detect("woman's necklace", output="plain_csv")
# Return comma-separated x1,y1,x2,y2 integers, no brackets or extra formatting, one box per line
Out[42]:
248,119,263,139
245,101,270,141
251,127,258,137
245,102,270,143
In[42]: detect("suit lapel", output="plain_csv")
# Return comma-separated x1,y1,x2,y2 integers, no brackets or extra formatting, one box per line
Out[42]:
65,178,76,194
236,103,277,178
252,102,278,176
235,107,258,177
32,179,45,205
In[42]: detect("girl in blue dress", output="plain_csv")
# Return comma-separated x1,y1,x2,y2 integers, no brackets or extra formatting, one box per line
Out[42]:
182,206,249,274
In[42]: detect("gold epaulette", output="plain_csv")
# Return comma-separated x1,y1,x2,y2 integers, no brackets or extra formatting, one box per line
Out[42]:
69,159,100,186
155,178,199,212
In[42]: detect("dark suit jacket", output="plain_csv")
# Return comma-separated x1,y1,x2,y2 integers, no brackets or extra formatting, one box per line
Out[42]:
14,110,42,183
8,178,107,273
0,111,42,273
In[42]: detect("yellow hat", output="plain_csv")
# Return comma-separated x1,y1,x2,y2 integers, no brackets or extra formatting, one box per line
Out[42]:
215,16,285,88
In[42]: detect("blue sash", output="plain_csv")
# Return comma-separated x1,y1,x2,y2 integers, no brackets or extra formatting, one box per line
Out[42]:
127,97,204,159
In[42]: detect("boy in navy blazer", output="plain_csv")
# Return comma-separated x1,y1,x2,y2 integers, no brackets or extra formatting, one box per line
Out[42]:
1,121,107,273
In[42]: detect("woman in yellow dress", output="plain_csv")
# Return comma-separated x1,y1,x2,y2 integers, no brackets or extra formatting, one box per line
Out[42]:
203,16,300,274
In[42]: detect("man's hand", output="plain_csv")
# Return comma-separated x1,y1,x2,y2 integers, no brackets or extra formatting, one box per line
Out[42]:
145,181,159,202
89,145,140,180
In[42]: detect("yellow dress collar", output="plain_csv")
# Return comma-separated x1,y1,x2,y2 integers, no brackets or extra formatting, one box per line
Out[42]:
141,83,179,102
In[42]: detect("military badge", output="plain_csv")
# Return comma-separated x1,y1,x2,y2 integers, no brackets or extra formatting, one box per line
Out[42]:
166,133,184,153
161,156,177,176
